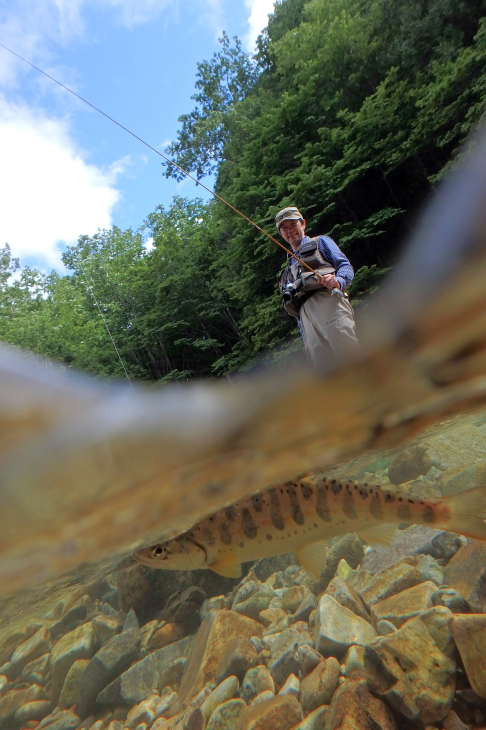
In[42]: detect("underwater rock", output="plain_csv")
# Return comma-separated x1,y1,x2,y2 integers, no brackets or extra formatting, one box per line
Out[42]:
214,637,258,685
278,673,299,697
51,623,97,706
370,581,437,628
388,445,433,484
200,676,239,724
161,587,207,634
14,699,51,723
297,645,324,679
325,577,370,622
443,540,486,612
148,623,185,651
37,709,82,730
97,636,192,705
418,606,455,658
51,596,91,639
357,562,424,608
258,608,287,628
364,613,456,724
59,659,90,709
432,588,469,613
92,615,122,645
233,584,275,622
329,676,397,730
450,614,486,698
267,627,312,686
254,666,275,695
238,694,302,730
317,534,364,591
292,594,317,624
358,526,460,574
415,555,444,585
314,595,377,659
22,652,50,685
77,627,141,716
240,666,266,704
343,645,365,677
376,620,396,636
289,704,330,730
124,691,161,728
0,685,46,724
252,554,299,583
300,657,340,714
205,698,246,730
281,587,310,614
178,609,262,704
8,627,52,679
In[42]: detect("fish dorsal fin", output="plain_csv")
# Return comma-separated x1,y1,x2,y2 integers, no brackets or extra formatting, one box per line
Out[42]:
297,540,330,581
209,557,242,578
357,523,398,550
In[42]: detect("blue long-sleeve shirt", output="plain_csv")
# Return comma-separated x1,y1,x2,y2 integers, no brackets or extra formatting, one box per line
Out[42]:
289,234,354,337
289,235,354,292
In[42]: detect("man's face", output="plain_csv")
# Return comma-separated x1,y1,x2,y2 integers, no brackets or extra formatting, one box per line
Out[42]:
279,218,306,249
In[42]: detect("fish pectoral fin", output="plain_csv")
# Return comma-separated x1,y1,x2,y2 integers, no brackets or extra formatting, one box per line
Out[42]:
357,523,398,550
209,557,242,578
297,540,330,581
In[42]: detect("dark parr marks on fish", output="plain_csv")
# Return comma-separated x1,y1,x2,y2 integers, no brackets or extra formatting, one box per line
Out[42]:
251,494,264,513
316,485,332,522
300,483,313,501
269,488,285,531
202,527,215,546
370,492,383,519
422,505,436,524
288,485,305,525
220,522,232,545
343,488,357,519
242,508,257,539
331,481,341,495
397,503,412,521
224,506,236,522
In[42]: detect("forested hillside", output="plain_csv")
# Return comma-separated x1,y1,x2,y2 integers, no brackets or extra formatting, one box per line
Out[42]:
1,0,485,380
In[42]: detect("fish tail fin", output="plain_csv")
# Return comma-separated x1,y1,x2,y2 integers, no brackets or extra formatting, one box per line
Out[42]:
442,483,486,541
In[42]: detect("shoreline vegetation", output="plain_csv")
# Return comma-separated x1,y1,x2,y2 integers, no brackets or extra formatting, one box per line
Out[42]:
1,0,485,380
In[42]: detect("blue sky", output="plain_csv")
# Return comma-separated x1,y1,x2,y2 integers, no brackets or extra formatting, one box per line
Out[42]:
0,0,275,272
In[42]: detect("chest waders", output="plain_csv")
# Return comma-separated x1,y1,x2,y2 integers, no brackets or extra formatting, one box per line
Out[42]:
278,237,336,318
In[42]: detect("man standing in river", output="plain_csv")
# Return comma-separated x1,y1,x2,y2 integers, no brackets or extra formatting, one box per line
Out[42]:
276,206,359,369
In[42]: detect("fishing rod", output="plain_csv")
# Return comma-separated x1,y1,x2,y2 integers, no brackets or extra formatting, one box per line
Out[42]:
0,41,320,277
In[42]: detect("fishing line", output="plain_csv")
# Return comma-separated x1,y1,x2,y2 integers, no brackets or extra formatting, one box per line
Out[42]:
76,255,134,389
0,41,318,276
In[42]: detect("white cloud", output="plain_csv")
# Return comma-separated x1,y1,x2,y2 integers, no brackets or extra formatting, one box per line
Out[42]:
244,0,275,50
0,95,124,270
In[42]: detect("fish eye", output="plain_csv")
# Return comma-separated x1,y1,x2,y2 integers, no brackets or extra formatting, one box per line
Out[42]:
153,545,165,558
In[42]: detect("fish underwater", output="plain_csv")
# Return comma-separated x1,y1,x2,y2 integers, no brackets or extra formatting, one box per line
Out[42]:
0,124,486,626
134,476,486,579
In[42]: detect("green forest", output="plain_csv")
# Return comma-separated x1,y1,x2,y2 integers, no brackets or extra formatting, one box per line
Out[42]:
1,0,485,381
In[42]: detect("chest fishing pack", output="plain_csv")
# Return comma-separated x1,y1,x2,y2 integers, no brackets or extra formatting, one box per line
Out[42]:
278,236,336,317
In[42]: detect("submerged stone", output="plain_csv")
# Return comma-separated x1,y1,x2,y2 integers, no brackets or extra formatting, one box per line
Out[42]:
97,635,193,705
314,595,377,658
329,676,398,730
364,612,456,724
178,609,262,704
370,580,437,628
450,614,486,698
300,657,340,714
205,698,246,730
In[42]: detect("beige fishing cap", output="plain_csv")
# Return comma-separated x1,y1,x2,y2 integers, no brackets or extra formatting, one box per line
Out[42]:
275,206,304,232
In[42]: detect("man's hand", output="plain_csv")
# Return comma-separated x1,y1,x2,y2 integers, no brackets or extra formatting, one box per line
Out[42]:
316,273,341,290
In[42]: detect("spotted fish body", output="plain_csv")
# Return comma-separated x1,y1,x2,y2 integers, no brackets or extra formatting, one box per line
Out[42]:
134,475,486,578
